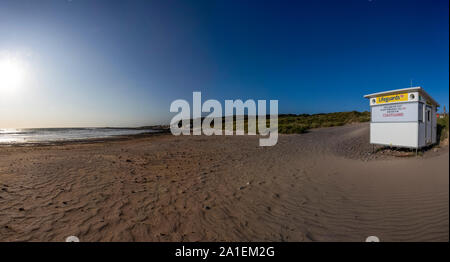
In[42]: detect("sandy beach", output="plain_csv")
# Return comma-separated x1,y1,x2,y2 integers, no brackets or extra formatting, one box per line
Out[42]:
0,123,448,242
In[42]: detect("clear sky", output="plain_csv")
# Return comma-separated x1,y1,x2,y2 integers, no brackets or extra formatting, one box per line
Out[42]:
0,0,448,128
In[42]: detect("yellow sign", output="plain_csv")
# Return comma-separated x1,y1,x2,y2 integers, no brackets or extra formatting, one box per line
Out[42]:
376,93,408,104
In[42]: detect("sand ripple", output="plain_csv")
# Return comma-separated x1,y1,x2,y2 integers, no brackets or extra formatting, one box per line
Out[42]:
0,123,448,241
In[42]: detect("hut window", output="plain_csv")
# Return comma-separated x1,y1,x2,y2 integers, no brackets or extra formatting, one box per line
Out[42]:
418,103,423,122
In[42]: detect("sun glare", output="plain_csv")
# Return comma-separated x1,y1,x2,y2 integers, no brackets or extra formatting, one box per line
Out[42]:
0,56,26,93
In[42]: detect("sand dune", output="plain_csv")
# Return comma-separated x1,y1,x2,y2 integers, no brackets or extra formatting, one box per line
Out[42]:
0,123,448,241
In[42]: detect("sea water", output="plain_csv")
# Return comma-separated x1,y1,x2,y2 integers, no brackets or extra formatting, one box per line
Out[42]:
0,128,159,144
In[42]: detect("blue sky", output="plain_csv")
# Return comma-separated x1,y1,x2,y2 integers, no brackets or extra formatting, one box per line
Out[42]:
0,0,448,127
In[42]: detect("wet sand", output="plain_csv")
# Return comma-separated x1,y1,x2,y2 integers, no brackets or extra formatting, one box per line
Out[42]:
0,123,448,241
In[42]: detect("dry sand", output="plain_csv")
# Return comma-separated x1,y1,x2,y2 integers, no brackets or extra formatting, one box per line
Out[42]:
0,123,448,241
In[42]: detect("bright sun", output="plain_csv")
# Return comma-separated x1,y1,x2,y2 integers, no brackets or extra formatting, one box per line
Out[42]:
0,57,25,92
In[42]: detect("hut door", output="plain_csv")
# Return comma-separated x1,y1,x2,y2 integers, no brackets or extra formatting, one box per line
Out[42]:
425,105,432,144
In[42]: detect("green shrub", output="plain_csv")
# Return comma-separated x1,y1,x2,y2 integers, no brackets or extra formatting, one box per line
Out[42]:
437,115,449,142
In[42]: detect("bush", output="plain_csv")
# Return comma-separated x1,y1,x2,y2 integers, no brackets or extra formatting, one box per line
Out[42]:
437,115,449,142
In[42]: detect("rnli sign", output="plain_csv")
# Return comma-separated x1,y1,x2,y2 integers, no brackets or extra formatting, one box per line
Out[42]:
376,93,408,104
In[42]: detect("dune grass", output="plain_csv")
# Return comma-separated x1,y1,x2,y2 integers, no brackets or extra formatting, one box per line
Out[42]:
277,111,370,134
211,111,370,134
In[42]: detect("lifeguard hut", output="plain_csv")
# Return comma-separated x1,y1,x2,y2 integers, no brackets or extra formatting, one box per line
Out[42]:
364,87,439,150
